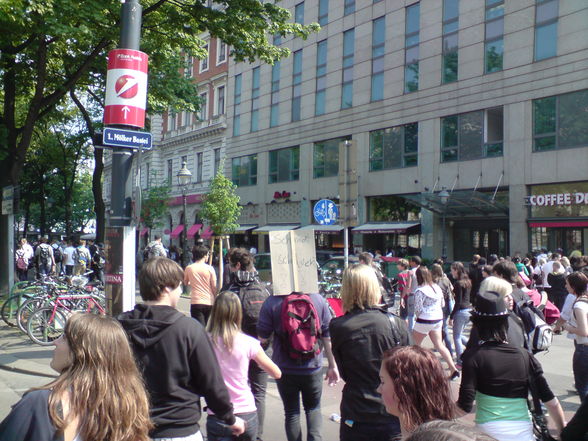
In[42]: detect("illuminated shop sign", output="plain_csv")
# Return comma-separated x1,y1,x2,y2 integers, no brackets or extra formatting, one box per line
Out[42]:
528,182,588,218
526,193,588,206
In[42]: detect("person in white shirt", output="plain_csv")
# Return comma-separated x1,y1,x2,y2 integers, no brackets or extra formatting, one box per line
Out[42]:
541,252,561,291
62,240,77,276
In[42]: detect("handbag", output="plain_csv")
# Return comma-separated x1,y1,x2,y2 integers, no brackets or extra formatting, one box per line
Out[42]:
527,358,557,441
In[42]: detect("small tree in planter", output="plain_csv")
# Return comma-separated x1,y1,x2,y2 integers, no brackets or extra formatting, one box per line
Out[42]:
200,161,242,289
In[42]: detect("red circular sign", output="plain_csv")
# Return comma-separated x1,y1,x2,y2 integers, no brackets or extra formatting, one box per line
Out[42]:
114,74,139,99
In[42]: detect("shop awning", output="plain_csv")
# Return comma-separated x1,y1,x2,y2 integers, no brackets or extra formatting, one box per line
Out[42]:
352,222,420,234
186,224,202,238
200,226,214,239
298,225,344,234
170,225,184,238
234,224,258,233
529,221,588,228
402,190,509,217
252,224,300,234
139,227,149,236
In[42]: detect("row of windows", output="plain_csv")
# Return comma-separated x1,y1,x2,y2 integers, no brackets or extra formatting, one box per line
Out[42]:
231,89,588,186
185,39,227,77
233,0,560,135
143,149,222,189
167,85,226,132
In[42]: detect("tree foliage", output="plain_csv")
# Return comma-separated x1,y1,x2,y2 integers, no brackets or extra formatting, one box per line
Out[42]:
141,184,172,230
200,162,242,236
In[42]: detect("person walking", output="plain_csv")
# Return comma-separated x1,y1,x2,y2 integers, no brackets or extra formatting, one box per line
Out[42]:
14,241,30,282
257,290,340,441
412,266,458,379
184,244,218,326
62,240,76,276
72,240,91,276
206,291,281,441
118,257,244,440
378,346,456,436
402,256,421,332
145,234,167,259
547,261,568,311
0,313,152,441
35,236,55,278
457,284,566,441
330,263,411,441
225,248,272,441
449,262,472,365
431,264,455,360
561,271,588,400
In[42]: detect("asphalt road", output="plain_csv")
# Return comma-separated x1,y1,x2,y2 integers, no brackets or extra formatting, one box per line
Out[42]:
0,295,582,440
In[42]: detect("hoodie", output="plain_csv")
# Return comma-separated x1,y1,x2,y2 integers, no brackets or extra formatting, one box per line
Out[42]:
414,283,444,321
118,304,235,438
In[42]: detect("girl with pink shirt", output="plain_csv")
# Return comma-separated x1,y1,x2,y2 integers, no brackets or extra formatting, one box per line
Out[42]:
207,291,281,441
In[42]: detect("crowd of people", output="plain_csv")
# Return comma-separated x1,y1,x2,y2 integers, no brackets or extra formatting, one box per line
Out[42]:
14,236,105,283
3,245,588,441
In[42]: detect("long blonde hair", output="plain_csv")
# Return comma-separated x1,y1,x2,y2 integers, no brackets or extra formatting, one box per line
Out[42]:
45,313,152,441
207,291,243,351
340,263,381,313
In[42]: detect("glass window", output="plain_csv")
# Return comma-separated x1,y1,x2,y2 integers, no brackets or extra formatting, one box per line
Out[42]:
535,0,558,61
371,17,385,101
442,0,459,84
217,40,227,64
233,74,242,136
341,29,354,109
314,138,344,178
198,93,207,121
485,38,503,73
269,146,300,183
292,50,303,122
251,67,260,132
270,62,280,127
318,0,328,26
295,2,304,24
197,152,203,182
369,122,419,171
559,90,588,148
344,0,355,16
232,154,258,186
405,3,420,93
167,159,173,185
484,0,503,73
214,148,221,175
200,43,209,72
185,55,193,78
316,40,328,116
216,85,225,115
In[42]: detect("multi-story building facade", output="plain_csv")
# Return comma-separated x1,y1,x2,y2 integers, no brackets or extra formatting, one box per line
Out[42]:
104,35,229,249
225,0,588,259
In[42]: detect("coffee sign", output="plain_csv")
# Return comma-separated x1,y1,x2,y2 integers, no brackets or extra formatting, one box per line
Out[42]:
528,182,588,218
527,192,588,206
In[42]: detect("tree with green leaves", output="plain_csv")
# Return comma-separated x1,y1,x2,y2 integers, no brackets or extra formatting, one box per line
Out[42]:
0,0,319,239
200,162,242,237
141,184,172,231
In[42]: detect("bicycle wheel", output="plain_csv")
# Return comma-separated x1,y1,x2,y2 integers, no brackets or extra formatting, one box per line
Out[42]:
17,298,49,334
1,294,23,327
27,307,67,346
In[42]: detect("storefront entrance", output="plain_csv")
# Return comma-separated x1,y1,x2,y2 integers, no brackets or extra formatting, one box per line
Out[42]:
452,222,509,262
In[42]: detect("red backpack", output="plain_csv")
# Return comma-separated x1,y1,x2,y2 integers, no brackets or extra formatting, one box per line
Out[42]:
281,293,321,360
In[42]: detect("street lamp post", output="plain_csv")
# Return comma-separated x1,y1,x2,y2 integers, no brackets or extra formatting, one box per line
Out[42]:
177,161,192,268
439,188,450,262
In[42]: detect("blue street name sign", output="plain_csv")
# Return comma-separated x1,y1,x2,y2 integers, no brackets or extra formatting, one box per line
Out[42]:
313,199,339,225
103,127,152,150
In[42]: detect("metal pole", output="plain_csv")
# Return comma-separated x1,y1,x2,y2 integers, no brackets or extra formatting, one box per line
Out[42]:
344,140,350,268
182,188,188,268
441,212,447,262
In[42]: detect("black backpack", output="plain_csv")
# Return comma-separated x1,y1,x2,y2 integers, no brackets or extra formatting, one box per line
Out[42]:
39,245,51,265
53,247,62,263
237,282,270,337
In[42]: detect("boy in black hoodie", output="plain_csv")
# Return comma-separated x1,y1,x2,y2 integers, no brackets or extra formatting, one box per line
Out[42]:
118,257,244,440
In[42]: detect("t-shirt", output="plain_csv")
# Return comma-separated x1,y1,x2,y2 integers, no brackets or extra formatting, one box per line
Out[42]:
209,333,261,414
63,246,77,266
184,262,217,305
571,299,588,345
414,284,444,321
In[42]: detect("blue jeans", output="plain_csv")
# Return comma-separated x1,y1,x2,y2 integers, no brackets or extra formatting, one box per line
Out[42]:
442,298,455,357
406,294,415,332
276,371,323,441
573,343,588,400
452,308,471,362
339,419,401,441
206,412,258,441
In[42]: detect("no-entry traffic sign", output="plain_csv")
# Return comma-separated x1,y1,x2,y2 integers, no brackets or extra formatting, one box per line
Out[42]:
103,49,148,128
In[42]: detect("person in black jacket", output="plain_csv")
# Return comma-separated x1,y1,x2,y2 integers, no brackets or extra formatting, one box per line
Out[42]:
561,394,588,441
118,257,245,440
225,247,271,441
330,263,411,441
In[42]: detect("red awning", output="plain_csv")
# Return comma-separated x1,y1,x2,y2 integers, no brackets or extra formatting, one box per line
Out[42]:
139,227,149,236
187,224,203,238
170,225,185,238
529,221,588,228
200,226,213,239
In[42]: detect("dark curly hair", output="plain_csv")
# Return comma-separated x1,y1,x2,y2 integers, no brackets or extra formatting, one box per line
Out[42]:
382,346,456,432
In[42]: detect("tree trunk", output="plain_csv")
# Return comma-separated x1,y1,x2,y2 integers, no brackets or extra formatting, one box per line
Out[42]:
22,202,30,240
93,148,105,244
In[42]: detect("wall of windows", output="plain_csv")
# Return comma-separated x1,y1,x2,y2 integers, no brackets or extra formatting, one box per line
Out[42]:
344,0,354,16
233,74,242,136
232,154,258,186
295,2,304,24
405,3,420,93
251,67,260,132
270,62,280,127
292,50,303,122
535,0,558,61
341,29,355,109
485,0,504,73
442,0,459,84
313,137,347,178
315,40,327,116
441,107,503,161
269,146,300,183
371,17,385,102
318,0,328,26
533,89,588,152
369,123,418,170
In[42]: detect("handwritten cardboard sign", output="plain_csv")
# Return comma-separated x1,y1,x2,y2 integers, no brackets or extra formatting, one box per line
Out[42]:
269,229,319,295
